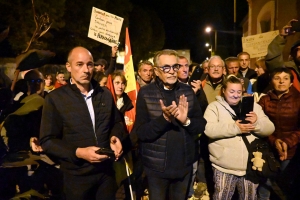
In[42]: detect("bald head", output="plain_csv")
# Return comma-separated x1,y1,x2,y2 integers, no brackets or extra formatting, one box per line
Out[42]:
67,47,93,64
66,46,94,94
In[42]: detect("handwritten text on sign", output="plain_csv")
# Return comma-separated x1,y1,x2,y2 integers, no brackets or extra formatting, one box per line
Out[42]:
88,7,124,46
242,30,279,58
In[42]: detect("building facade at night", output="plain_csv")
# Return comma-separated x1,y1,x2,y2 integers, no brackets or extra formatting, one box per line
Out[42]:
243,0,300,63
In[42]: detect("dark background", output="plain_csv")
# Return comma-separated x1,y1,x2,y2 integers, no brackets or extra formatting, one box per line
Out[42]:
130,0,249,62
0,0,249,65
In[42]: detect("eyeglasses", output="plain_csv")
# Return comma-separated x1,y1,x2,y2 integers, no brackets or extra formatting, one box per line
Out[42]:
27,79,43,84
209,65,224,69
158,64,180,73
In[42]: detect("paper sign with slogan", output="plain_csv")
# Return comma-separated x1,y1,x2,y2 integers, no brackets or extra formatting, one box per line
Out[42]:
242,30,279,58
88,7,124,47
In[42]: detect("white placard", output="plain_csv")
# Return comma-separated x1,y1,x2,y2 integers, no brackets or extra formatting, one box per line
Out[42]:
242,30,279,58
88,7,124,46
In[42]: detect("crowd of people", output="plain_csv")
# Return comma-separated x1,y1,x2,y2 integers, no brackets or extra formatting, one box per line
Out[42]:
0,20,300,200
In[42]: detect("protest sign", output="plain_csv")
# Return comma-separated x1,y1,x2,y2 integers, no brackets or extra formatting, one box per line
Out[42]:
242,30,279,58
88,7,124,46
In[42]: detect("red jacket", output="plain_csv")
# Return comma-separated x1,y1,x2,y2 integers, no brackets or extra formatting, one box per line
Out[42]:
258,86,300,159
54,81,66,89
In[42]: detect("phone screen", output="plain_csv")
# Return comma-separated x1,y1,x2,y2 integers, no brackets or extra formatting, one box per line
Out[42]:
291,21,300,32
240,96,254,124
285,27,292,35
188,66,204,86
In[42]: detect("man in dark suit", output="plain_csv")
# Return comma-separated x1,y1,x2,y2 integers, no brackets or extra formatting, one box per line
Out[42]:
40,46,124,200
238,52,257,79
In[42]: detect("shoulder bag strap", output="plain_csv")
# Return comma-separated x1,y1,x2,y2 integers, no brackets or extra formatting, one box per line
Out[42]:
241,135,252,152
217,101,252,151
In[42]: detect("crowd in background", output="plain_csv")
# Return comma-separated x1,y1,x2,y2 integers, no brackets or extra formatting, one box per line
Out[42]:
0,20,300,200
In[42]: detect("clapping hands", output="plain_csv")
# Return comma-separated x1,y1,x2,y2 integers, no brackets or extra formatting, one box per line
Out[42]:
160,95,188,124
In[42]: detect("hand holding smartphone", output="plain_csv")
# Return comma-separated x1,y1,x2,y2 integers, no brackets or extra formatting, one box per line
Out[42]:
95,148,115,160
285,20,300,35
240,96,254,124
188,66,204,86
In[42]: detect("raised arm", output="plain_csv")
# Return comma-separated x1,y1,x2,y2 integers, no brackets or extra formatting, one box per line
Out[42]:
105,46,118,75
265,19,298,72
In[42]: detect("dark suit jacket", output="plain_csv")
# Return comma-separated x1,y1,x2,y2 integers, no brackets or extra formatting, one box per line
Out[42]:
239,68,257,79
40,79,125,175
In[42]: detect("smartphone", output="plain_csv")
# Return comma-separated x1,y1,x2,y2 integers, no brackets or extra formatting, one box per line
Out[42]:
95,148,115,159
285,20,300,34
240,96,254,124
188,66,204,86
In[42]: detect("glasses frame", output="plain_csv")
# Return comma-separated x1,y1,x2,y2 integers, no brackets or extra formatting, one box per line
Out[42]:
209,65,224,70
158,64,180,73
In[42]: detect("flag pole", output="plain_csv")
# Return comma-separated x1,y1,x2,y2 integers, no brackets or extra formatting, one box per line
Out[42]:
124,158,134,200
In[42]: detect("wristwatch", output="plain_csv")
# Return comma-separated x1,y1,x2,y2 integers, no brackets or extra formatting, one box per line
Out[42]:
183,117,191,126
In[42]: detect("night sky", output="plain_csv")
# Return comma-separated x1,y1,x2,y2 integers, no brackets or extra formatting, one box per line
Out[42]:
0,0,249,63
130,0,249,62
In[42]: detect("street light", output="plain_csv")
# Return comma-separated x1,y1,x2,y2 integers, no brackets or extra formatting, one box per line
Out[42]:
205,43,212,54
205,27,211,33
205,26,217,56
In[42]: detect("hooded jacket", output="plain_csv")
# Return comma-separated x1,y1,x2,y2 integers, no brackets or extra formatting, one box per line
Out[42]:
204,96,275,176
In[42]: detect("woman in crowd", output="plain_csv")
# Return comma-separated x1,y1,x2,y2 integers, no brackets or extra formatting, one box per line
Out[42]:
107,72,135,128
43,74,55,93
258,67,300,199
106,71,136,200
252,57,272,102
204,75,274,200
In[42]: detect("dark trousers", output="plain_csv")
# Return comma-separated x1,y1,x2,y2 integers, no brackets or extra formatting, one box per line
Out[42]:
63,170,117,200
147,171,191,200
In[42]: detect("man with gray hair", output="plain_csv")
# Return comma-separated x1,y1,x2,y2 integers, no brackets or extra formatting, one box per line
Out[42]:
136,60,154,87
202,55,226,103
134,49,206,200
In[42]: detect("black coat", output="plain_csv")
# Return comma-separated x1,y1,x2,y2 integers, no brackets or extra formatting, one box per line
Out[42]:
134,77,206,177
239,68,257,79
40,79,125,175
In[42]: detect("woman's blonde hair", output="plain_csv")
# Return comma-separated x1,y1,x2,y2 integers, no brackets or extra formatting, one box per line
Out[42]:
221,75,243,98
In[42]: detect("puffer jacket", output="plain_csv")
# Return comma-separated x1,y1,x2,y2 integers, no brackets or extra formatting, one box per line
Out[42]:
134,77,206,173
204,96,275,176
258,86,300,159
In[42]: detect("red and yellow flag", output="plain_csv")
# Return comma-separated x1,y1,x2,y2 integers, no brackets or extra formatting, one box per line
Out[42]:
123,28,139,133
106,28,139,133
124,28,139,100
